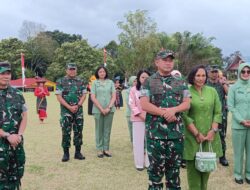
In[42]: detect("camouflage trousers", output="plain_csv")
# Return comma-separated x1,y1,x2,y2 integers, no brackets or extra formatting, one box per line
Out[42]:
147,138,183,190
0,138,25,190
219,113,228,153
60,108,84,149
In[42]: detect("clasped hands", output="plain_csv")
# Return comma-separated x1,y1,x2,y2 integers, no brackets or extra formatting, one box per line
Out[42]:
195,130,215,144
7,134,22,148
160,107,177,123
100,107,111,115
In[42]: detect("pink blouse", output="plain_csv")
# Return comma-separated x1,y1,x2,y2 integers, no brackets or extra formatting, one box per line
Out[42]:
128,86,146,122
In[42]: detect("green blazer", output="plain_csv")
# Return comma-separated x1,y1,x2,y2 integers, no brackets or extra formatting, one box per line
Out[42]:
91,79,115,114
183,85,223,160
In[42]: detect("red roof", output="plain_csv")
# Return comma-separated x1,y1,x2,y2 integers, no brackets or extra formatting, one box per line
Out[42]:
10,78,53,88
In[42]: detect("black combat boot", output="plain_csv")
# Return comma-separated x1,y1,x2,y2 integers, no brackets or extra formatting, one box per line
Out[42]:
62,148,70,162
74,146,85,160
219,151,229,166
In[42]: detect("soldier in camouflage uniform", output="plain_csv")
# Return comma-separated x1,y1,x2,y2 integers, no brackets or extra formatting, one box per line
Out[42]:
207,65,229,166
0,62,27,190
56,63,87,162
140,50,191,190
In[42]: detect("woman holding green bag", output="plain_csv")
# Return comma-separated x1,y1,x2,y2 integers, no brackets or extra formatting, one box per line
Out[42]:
183,65,222,190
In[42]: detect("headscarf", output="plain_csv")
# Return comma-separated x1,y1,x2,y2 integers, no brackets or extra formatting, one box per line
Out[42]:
128,76,136,87
235,62,250,86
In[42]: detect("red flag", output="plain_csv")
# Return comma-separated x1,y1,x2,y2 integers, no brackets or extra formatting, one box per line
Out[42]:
21,53,25,87
103,48,107,67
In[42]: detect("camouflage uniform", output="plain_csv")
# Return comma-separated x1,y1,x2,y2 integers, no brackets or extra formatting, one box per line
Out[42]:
140,72,190,190
56,76,87,150
206,81,227,152
0,86,27,190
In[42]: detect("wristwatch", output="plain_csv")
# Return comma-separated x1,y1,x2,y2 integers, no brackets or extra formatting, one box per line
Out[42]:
211,128,218,133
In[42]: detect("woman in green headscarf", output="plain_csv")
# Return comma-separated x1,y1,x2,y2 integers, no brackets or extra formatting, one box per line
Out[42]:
227,62,250,185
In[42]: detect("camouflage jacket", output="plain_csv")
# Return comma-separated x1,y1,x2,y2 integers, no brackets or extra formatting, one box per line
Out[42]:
140,72,190,140
206,81,227,115
0,86,27,133
56,76,87,111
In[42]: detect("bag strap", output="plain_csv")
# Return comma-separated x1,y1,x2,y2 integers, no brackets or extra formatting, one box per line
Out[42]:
199,142,214,153
209,142,214,152
199,143,203,152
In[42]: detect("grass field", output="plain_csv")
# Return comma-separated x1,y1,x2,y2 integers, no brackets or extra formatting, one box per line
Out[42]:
21,92,249,190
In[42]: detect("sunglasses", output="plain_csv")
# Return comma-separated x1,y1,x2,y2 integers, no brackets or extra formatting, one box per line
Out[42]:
241,70,250,74
69,68,76,71
211,70,218,73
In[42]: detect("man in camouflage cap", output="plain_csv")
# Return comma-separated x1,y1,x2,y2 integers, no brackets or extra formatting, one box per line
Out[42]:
56,63,87,162
140,50,191,190
0,61,28,189
207,65,229,166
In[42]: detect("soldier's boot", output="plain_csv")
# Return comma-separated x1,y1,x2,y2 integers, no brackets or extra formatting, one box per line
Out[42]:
61,148,70,162
219,151,229,166
74,146,85,160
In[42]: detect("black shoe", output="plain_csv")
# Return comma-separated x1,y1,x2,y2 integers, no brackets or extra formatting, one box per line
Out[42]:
97,153,104,158
62,152,70,162
181,160,186,168
235,178,243,184
74,152,85,160
103,151,112,157
136,168,144,171
246,178,250,184
219,157,229,166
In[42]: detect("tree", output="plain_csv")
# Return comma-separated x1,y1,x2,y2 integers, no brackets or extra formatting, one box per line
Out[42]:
117,10,160,76
44,30,83,46
157,31,223,75
24,33,59,77
0,38,26,79
19,20,46,41
46,40,116,82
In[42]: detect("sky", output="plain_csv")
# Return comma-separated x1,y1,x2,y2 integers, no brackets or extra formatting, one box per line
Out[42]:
0,0,249,57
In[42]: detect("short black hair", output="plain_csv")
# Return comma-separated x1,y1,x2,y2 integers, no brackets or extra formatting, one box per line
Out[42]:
187,65,208,85
136,69,151,90
95,66,109,79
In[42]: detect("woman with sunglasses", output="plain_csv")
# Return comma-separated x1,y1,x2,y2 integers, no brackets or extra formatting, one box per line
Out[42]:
228,62,250,185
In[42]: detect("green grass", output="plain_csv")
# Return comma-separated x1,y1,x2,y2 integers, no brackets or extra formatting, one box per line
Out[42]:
21,92,249,190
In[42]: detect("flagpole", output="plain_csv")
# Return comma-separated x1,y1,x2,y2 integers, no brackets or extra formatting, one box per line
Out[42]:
21,53,25,92
103,48,107,67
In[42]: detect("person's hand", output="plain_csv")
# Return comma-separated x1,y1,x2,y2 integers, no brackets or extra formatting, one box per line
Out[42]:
138,113,146,121
205,130,215,142
68,105,78,113
241,120,250,127
100,108,107,115
161,108,177,122
195,133,206,143
7,134,21,148
219,77,227,85
103,108,110,115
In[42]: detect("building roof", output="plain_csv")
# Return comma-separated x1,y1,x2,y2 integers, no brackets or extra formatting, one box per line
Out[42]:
225,54,244,71
10,78,56,88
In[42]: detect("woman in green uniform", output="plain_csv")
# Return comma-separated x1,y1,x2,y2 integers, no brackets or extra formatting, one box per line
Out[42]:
183,65,222,190
91,66,116,158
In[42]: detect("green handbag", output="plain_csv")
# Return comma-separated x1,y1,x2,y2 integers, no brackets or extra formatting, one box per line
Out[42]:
195,142,217,172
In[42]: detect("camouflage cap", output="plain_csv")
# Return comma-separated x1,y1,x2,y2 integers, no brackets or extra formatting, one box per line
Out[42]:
208,65,220,72
0,62,11,73
66,63,77,69
155,50,175,60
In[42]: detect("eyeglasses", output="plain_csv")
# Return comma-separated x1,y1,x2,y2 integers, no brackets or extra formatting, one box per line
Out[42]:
241,70,250,74
211,70,218,73
69,68,76,71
